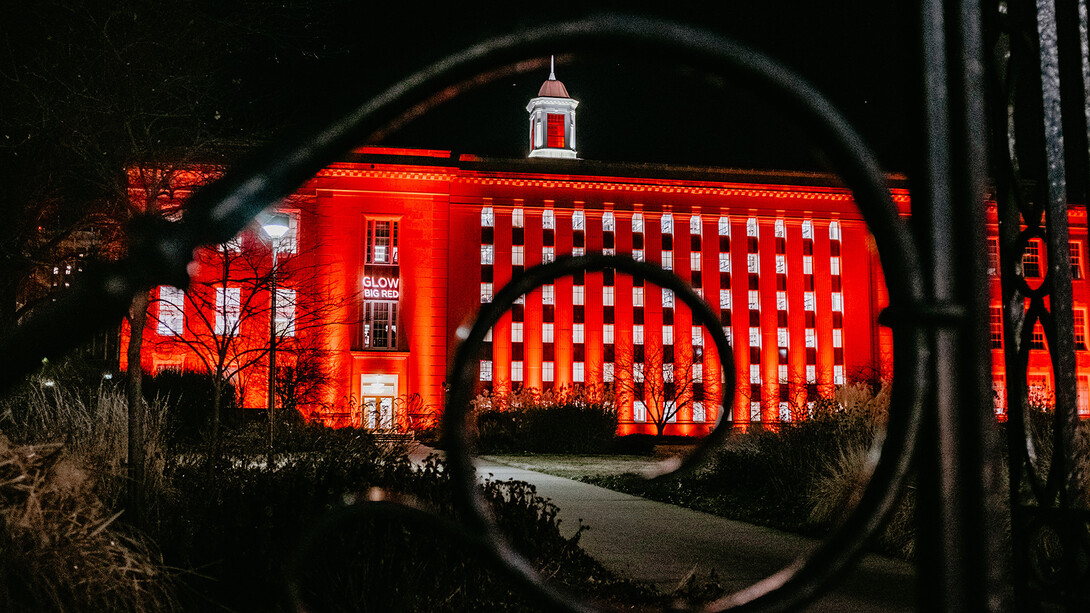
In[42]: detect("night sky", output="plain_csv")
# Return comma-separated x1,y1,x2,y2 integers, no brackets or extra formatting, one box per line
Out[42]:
226,2,915,173
1,1,917,178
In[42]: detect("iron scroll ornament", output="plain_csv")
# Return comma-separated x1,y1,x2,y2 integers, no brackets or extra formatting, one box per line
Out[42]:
0,14,929,613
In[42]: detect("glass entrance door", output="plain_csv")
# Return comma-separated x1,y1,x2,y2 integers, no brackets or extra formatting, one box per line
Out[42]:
359,374,398,430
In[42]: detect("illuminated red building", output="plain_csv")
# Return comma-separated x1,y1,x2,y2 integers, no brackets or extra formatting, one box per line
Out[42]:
124,67,1090,433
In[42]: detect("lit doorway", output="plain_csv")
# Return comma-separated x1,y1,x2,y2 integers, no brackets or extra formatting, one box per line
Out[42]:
359,374,398,430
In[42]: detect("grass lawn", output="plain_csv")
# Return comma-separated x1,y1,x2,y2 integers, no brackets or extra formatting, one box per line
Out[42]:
481,453,665,480
482,445,820,537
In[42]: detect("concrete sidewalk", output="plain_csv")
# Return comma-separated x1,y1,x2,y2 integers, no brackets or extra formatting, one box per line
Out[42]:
412,446,915,612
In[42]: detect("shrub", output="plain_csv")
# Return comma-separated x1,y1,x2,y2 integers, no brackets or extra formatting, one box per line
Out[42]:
472,385,618,454
142,370,237,444
522,402,618,453
0,436,179,611
611,434,700,456
154,440,640,611
0,376,169,509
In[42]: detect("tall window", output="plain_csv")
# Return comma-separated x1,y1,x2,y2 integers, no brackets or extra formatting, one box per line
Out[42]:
215,287,241,336
363,301,398,349
1076,309,1087,350
275,288,296,337
987,238,999,276
157,286,185,336
573,210,585,255
366,220,399,265
572,210,585,231
602,211,616,255
277,211,300,255
546,114,565,148
1071,241,1083,279
990,307,1004,348
1031,323,1046,350
1023,239,1042,278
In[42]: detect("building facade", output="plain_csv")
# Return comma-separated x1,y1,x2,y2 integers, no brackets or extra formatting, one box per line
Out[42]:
123,70,1090,434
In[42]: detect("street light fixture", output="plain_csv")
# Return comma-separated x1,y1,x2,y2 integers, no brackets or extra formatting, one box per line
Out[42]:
261,212,291,465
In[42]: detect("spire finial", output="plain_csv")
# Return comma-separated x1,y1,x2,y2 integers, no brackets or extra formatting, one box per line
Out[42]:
549,55,556,80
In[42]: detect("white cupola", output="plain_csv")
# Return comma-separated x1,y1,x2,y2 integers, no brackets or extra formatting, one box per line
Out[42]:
527,56,579,159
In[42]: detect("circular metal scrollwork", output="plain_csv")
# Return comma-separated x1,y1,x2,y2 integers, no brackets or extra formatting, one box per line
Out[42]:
428,15,928,613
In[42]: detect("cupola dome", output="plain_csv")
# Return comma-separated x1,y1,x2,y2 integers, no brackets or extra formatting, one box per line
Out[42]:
527,56,578,159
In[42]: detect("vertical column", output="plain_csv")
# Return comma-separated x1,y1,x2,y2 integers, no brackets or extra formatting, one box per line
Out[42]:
802,219,818,409
660,213,676,428
716,215,735,422
829,221,845,386
746,217,762,422
689,214,705,429
537,208,556,390
479,207,495,390
631,212,647,426
570,209,586,387
775,218,790,421
601,210,616,394
510,207,525,389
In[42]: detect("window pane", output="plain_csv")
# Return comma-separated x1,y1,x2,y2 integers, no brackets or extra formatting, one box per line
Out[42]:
275,288,295,337
546,114,565,148
215,287,241,335
572,210,585,230
157,286,185,335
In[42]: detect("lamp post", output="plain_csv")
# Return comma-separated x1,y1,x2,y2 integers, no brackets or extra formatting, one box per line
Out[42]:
261,213,290,466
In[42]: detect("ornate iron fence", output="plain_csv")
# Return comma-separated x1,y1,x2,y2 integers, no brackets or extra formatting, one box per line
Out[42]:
988,0,1090,610
2,3,1089,611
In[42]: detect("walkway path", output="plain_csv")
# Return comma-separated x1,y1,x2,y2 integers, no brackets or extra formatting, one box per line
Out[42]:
412,446,915,612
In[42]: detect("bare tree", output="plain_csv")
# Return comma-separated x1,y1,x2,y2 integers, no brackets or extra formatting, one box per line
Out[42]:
275,330,334,423
147,206,351,452
613,340,703,436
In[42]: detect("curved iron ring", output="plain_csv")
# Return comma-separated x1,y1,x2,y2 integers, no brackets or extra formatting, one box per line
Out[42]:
430,17,928,613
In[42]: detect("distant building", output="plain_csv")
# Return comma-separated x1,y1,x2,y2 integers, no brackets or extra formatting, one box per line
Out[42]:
122,63,1090,432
